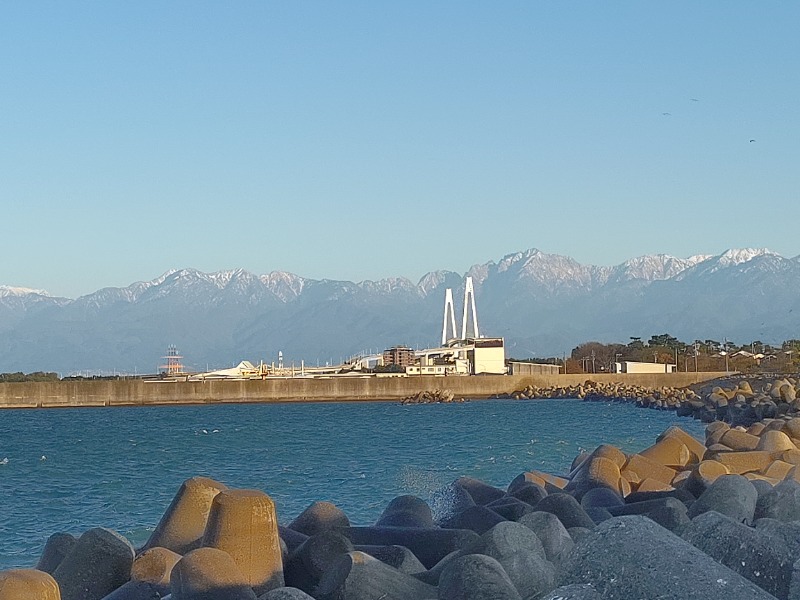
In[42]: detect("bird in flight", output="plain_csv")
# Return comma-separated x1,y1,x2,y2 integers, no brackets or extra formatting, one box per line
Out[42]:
690,98,700,102
750,139,756,143
662,112,672,116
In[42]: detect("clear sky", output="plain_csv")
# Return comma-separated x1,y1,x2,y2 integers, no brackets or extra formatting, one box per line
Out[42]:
2,2,798,298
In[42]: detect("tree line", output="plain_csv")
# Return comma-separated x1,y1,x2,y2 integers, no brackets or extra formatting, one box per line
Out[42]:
511,334,800,374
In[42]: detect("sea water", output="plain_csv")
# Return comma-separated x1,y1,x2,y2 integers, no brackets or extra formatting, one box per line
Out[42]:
0,399,705,569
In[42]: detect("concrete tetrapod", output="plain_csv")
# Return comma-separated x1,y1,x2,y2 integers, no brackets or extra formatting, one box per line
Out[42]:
52,527,134,600
680,510,793,600
517,511,574,567
131,547,182,588
202,489,284,595
170,547,257,600
375,495,434,528
354,545,425,575
101,580,166,599
687,474,758,524
438,554,522,600
257,588,315,600
336,526,480,569
0,569,61,600
35,533,77,575
313,551,437,600
539,584,600,600
287,502,350,537
143,477,228,555
559,515,777,599
283,531,354,593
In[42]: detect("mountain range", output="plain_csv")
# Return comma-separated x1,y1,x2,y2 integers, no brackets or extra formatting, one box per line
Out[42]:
2,248,799,374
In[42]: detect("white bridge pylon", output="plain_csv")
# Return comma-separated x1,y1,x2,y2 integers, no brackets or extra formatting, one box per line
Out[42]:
441,276,480,345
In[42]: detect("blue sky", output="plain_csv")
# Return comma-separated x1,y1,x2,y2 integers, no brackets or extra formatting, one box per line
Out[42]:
2,2,798,298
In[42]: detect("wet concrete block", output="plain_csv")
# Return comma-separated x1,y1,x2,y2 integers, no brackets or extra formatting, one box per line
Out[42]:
608,496,687,518
455,476,506,506
438,554,522,600
485,496,535,521
143,477,227,555
375,495,434,528
579,487,624,512
534,493,595,529
36,532,77,574
583,506,613,525
101,580,166,599
559,515,777,599
202,489,284,595
464,520,547,561
257,588,315,600
431,482,476,528
688,474,758,524
287,501,350,538
313,551,437,600
646,501,691,532
0,569,60,600
496,550,556,600
507,472,547,495
53,527,134,600
681,510,792,599
445,504,506,535
517,511,574,566
755,479,800,521
284,531,353,593
567,526,592,544
335,526,480,569
507,481,548,506
539,583,601,599
755,518,800,556
623,488,695,505
355,545,425,575
170,547,256,600
279,527,308,555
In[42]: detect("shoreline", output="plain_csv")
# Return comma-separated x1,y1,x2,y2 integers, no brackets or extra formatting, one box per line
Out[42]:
0,372,726,410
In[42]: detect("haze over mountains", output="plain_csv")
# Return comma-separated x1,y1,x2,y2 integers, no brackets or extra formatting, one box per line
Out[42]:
2,248,799,374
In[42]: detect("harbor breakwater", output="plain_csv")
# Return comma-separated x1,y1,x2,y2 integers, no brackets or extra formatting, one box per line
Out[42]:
0,372,726,409
8,413,800,598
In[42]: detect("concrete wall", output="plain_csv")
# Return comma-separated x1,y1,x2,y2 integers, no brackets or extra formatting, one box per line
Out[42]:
0,372,729,410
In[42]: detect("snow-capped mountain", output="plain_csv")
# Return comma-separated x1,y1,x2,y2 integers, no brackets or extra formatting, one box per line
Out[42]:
1,248,798,374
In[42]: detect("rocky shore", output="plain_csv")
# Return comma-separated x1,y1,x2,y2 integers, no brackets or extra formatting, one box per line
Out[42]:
502,375,800,427
9,400,800,599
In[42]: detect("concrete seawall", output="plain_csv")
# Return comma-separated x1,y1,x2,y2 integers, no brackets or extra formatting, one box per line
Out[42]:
0,372,729,409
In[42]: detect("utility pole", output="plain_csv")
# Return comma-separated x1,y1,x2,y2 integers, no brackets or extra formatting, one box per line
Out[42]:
694,342,699,372
591,350,596,374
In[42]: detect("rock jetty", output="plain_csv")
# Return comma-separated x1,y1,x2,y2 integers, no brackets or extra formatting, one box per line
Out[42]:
400,389,464,405
503,375,800,427
12,412,800,599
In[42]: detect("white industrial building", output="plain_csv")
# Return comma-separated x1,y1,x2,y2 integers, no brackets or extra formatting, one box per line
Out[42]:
612,361,676,374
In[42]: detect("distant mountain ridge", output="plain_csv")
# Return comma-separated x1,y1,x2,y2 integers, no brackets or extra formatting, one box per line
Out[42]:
2,248,798,374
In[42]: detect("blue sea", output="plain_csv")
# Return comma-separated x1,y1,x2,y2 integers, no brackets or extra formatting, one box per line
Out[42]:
0,399,705,570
